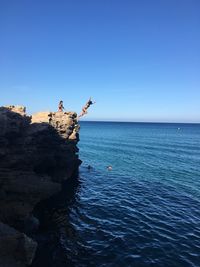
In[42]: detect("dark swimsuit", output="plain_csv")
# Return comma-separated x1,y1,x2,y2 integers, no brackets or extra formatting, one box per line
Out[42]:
87,100,93,108
58,104,63,111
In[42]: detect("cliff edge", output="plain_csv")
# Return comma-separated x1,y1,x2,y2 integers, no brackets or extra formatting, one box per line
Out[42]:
0,105,81,267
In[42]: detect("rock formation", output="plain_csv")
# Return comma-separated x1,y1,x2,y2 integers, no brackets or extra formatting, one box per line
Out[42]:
0,222,37,267
0,105,81,266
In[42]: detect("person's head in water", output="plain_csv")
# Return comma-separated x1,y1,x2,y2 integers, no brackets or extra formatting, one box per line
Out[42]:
107,166,112,170
87,165,92,170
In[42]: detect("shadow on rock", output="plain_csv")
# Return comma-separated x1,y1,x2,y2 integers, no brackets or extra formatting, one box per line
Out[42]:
0,106,81,267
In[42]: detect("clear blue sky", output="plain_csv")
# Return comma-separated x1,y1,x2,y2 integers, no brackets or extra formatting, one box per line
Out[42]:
0,0,199,122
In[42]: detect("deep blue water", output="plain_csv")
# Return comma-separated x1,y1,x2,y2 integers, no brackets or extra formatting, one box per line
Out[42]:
69,122,200,267
33,122,200,267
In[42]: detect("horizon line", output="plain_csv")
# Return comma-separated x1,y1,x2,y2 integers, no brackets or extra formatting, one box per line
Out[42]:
79,120,200,124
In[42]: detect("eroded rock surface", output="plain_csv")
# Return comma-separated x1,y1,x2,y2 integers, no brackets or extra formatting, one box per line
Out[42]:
0,222,37,267
31,110,79,140
0,106,81,266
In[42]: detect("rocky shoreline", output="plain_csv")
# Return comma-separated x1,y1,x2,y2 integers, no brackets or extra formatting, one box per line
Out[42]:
0,106,81,267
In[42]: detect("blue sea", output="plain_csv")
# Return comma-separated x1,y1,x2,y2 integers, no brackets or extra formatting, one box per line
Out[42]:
33,122,200,267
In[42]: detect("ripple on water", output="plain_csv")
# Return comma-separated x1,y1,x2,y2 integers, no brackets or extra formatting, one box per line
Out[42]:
41,122,200,267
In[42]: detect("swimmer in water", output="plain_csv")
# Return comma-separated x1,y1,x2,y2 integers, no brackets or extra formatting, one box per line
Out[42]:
87,165,92,170
107,166,112,170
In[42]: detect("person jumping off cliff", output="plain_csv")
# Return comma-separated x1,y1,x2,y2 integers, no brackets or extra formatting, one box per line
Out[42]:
58,100,65,112
79,97,96,118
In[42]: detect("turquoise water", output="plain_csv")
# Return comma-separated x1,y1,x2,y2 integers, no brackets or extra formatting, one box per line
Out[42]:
69,122,200,267
33,122,200,267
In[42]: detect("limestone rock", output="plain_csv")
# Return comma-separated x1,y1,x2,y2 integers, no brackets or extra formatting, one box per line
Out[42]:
0,105,81,266
0,170,61,224
4,105,27,116
31,111,79,140
0,222,37,267
31,112,51,124
0,106,30,137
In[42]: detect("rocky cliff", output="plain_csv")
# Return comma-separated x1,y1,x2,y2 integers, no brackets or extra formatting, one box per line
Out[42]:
0,105,81,267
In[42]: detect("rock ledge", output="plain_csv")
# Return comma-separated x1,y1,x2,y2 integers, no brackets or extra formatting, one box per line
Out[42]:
0,106,81,266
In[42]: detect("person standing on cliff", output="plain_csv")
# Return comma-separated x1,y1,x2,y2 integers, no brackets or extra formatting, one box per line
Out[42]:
58,100,65,112
79,97,96,118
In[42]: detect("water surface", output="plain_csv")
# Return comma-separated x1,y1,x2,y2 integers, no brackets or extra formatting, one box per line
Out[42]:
34,122,200,267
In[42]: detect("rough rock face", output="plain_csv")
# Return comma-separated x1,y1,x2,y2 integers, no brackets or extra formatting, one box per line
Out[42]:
31,111,79,140
0,222,37,267
4,105,27,116
0,106,81,266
